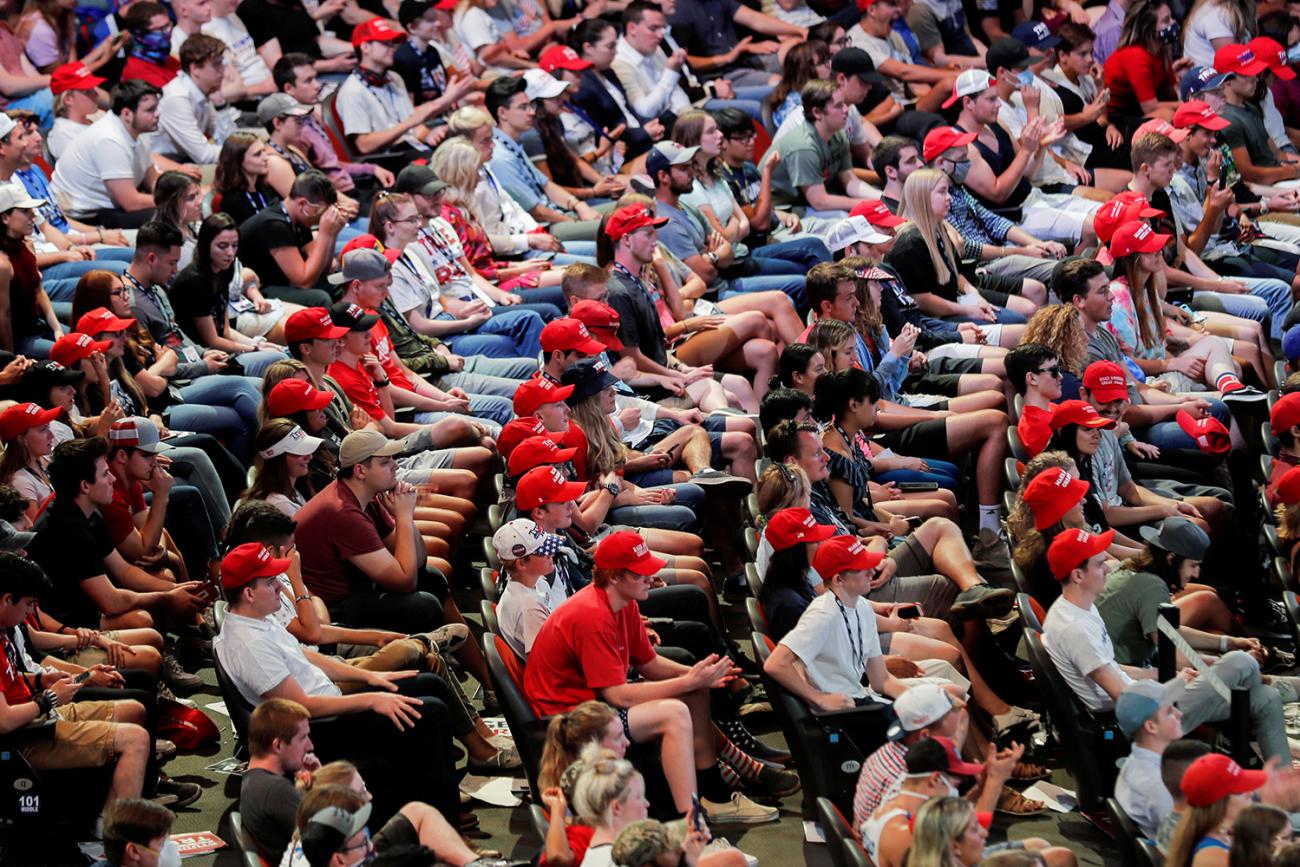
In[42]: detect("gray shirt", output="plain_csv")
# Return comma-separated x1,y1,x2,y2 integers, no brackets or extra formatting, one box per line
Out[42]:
239,768,302,864
1086,325,1141,404
767,120,852,209
1091,428,1132,507
1116,746,1173,839
129,277,210,379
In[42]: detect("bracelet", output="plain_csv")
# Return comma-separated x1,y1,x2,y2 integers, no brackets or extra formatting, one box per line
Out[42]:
1219,635,1229,653
1261,198,1270,214
34,689,55,714
372,378,391,388
57,625,69,634
97,227,103,242
294,593,313,603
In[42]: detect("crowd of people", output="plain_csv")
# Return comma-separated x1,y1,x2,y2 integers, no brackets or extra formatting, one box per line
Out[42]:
8,0,1300,864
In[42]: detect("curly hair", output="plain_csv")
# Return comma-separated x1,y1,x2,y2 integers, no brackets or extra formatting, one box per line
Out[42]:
1023,304,1089,374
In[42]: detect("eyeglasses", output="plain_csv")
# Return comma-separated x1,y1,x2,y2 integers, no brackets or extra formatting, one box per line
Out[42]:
833,35,851,47
110,287,132,299
727,132,756,143
1035,365,1063,378
389,216,422,224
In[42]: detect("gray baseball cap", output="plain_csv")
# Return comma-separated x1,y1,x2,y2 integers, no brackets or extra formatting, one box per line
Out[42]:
256,92,311,126
328,248,392,285
0,519,34,550
1139,517,1211,562
1116,679,1185,739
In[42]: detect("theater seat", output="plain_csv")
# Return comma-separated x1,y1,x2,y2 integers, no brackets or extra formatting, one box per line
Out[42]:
229,810,267,867
752,631,888,818
745,562,764,599
1016,593,1043,633
842,838,872,867
815,797,856,867
483,634,554,796
480,599,501,639
1137,839,1165,867
1107,797,1150,867
1006,427,1029,462
480,567,499,603
745,597,769,635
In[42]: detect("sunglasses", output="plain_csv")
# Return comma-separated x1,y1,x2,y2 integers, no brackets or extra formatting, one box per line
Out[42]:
1036,365,1062,378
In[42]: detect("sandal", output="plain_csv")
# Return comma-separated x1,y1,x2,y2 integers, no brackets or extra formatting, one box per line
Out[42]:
1010,762,1051,782
996,787,1047,816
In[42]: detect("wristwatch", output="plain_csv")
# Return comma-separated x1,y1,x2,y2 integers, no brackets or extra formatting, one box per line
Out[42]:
603,481,620,497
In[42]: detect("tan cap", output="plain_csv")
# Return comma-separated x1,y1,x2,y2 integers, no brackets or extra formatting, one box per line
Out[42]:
339,429,404,468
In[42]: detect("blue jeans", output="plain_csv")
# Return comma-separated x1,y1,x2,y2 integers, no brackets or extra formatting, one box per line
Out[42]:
504,299,563,321
172,375,262,462
706,85,775,124
231,348,290,377
439,307,545,357
749,236,832,273
609,483,705,531
166,443,232,525
721,274,809,312
16,332,54,358
45,257,131,302
943,308,1028,325
435,370,526,398
1192,277,1291,341
1141,399,1232,451
876,457,961,491
460,355,537,379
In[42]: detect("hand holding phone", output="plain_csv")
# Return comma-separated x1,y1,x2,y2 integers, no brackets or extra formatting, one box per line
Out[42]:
73,670,93,684
897,604,922,620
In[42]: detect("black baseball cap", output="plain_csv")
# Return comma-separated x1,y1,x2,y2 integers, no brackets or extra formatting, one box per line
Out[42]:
831,47,885,85
986,37,1033,76
19,360,84,402
394,164,449,197
328,301,380,332
561,357,620,405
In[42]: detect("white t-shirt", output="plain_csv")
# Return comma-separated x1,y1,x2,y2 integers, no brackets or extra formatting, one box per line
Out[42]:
846,26,912,105
388,250,443,318
47,116,91,162
204,14,273,87
8,464,51,506
453,6,501,54
213,610,341,706
335,72,422,149
779,590,882,700
1041,595,1132,711
497,577,555,657
266,491,306,517
997,86,1079,186
1183,3,1238,68
579,843,614,867
51,113,153,215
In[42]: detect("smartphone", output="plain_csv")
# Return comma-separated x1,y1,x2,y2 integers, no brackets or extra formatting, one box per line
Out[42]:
689,792,703,832
1216,173,1227,189
896,482,939,493
897,604,922,620
905,515,924,529
73,670,92,684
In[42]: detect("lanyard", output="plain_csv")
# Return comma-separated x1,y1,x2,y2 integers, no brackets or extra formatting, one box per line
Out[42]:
834,595,863,670
246,189,268,211
833,422,875,510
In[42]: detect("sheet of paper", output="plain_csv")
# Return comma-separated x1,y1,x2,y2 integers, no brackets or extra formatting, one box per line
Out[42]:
460,774,523,807
1022,781,1077,813
205,700,229,717
78,842,105,862
171,831,227,857
803,820,826,843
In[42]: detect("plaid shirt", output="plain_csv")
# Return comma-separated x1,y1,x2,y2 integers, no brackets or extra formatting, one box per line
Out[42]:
947,184,1014,246
852,740,908,833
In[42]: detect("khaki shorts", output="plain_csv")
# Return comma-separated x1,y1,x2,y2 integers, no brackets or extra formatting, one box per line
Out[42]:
21,700,119,770
65,630,123,668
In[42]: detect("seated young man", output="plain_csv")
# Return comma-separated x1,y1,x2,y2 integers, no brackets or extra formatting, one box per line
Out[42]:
0,553,155,832
1007,341,1064,457
492,517,564,658
524,531,780,825
1041,529,1295,763
212,541,462,827
239,698,319,865
27,437,208,632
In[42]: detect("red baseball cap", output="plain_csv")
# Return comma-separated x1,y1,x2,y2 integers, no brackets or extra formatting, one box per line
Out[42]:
220,542,292,590
812,535,884,579
1018,404,1052,458
1132,117,1187,145
1172,99,1230,131
50,332,112,367
594,530,667,575
514,376,574,416
76,307,135,336
1276,466,1300,505
285,307,350,342
506,435,578,477
921,126,977,163
605,203,668,241
849,199,906,228
351,16,405,47
1271,392,1300,436
1108,221,1171,259
50,61,106,96
1248,36,1296,79
1214,43,1269,77
540,318,606,355
0,402,60,442
498,416,550,458
569,300,625,351
515,465,586,511
267,379,335,416
1176,409,1230,455
1082,360,1130,403
1023,467,1091,530
1092,194,1164,244
764,507,837,552
540,45,592,73
1049,399,1116,432
1181,753,1268,807
1047,528,1115,580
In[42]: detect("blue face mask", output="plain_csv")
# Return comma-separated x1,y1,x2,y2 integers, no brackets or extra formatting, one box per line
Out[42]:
1015,69,1035,88
130,27,172,64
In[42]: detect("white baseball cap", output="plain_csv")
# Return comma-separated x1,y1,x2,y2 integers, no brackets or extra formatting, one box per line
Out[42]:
826,215,889,253
886,683,959,740
258,424,324,460
523,69,570,101
493,518,564,562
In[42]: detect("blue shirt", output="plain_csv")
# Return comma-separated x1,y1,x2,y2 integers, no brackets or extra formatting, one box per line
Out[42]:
1115,746,1173,838
17,165,69,232
489,128,553,212
946,184,1013,248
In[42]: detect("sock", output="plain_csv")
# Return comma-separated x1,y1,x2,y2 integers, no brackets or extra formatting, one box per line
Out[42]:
718,761,741,789
977,504,1001,533
717,733,763,781
698,765,733,802
1216,372,1244,392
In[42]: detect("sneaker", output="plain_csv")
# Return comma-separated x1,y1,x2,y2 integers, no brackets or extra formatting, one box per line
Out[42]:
723,571,748,594
467,742,522,773
756,763,801,798
993,706,1042,736
155,738,177,764
1220,383,1268,403
701,837,758,867
690,468,752,497
482,689,501,715
154,777,202,809
701,792,780,825
410,623,470,656
950,584,1015,620
161,652,203,692
971,527,1012,573
719,717,791,765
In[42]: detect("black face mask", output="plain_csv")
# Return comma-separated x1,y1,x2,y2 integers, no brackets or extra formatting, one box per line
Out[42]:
1156,22,1180,44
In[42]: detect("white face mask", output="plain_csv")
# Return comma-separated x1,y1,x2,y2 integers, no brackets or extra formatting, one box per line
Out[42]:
157,839,182,867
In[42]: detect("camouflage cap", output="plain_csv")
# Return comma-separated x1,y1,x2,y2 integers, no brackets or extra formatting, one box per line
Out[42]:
612,819,688,867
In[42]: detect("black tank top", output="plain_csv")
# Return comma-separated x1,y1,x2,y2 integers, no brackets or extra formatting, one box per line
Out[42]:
967,122,1032,214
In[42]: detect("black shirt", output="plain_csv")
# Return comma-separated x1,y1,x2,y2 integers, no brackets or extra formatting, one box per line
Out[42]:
763,582,815,642
28,498,116,628
237,0,322,56
885,226,961,303
168,263,227,346
607,265,668,367
393,40,448,106
239,205,314,290
964,122,1031,214
219,184,282,228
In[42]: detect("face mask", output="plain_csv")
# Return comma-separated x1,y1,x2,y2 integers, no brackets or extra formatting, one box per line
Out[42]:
131,28,172,64
1156,22,1179,44
948,159,971,185
157,840,182,867
1015,69,1034,88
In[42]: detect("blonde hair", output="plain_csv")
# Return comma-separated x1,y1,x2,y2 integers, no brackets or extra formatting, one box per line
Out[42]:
842,255,883,331
898,169,964,285
1277,501,1300,542
807,318,856,370
1022,304,1089,374
447,105,493,137
430,137,486,222
756,462,811,519
306,760,360,790
1117,251,1168,351
538,701,618,791
1166,798,1231,867
908,796,976,867
571,743,640,828
259,359,310,425
569,393,625,479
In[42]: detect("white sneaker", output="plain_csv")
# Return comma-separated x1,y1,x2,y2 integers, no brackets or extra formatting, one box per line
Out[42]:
701,837,758,867
700,792,780,825
993,706,1041,734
